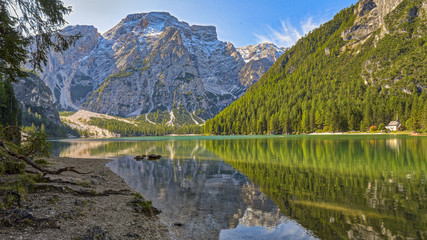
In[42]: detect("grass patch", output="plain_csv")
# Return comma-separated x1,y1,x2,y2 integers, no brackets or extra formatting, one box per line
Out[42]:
59,111,76,117
129,193,160,217
0,173,43,210
34,159,50,167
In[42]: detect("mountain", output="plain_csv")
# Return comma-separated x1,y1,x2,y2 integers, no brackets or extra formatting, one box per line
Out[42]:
12,73,78,137
237,43,287,86
13,73,61,125
204,0,427,134
37,12,284,125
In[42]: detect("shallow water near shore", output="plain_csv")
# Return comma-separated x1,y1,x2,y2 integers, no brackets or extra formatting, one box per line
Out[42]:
51,135,427,239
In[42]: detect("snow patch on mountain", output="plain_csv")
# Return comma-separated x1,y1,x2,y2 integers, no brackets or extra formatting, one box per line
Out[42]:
237,43,286,63
37,12,285,124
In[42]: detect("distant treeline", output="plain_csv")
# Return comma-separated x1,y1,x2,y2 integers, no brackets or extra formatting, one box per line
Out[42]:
87,117,202,137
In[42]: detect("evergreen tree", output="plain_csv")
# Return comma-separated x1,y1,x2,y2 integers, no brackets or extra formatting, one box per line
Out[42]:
0,0,78,81
204,1,427,135
0,79,21,143
0,0,78,141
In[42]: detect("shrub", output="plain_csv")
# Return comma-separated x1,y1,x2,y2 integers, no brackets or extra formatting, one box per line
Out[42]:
369,126,377,132
323,126,329,132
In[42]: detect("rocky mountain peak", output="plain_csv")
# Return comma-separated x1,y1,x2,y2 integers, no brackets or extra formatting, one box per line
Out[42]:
37,12,286,124
342,0,404,45
190,25,217,42
103,12,222,45
237,43,286,63
62,25,100,35
237,43,286,86
104,12,190,41
59,25,101,55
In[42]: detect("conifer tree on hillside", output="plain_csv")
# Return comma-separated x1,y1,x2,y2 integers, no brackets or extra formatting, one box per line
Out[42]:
204,1,427,135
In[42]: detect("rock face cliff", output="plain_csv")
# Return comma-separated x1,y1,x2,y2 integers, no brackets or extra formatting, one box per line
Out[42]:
342,0,405,46
38,12,284,124
13,73,61,125
344,0,427,89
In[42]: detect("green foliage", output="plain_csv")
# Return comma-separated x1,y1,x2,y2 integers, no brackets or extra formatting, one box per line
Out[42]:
0,80,21,143
130,193,159,217
204,1,427,135
1,0,79,142
0,3,29,81
0,0,78,82
34,159,50,167
0,128,50,209
22,110,79,137
205,135,426,239
0,157,26,174
110,70,134,79
59,111,77,117
194,107,210,120
87,116,202,137
0,174,40,209
0,0,78,211
0,126,25,174
146,109,170,124
0,127,52,175
20,131,51,159
172,105,196,126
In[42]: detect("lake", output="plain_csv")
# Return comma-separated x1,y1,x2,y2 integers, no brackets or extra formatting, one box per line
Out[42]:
51,135,427,240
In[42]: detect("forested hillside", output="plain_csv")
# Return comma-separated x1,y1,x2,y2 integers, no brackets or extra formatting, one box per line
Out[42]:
204,0,427,135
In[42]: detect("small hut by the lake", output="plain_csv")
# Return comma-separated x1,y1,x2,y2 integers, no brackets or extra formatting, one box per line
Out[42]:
386,118,401,132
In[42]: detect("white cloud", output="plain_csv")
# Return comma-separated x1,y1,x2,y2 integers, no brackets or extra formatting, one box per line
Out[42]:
301,17,318,35
255,17,322,48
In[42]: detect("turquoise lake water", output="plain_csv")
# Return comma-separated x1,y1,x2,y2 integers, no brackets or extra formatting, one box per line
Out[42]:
51,135,427,239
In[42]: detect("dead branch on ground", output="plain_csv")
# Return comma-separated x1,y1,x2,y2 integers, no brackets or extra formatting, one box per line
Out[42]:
0,137,93,176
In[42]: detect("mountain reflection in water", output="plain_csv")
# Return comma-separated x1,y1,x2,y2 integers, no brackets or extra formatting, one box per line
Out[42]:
51,135,426,239
107,157,316,240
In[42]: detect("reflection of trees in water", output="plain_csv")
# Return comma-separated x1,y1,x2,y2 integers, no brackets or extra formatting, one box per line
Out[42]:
206,136,426,240
108,157,290,240
52,141,142,158
53,140,216,160
54,136,426,239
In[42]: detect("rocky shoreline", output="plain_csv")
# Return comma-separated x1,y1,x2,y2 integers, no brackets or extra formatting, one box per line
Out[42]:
0,157,169,240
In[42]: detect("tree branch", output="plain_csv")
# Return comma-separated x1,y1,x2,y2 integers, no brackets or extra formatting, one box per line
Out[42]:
0,137,93,176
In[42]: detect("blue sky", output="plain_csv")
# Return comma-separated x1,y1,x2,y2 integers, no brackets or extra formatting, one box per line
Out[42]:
63,0,357,48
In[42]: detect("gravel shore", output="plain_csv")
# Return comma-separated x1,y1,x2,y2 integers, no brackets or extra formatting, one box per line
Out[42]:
0,157,169,240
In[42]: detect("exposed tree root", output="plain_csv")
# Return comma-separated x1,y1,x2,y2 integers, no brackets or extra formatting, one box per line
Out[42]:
0,209,57,228
10,192,21,207
33,184,132,197
43,177,91,186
